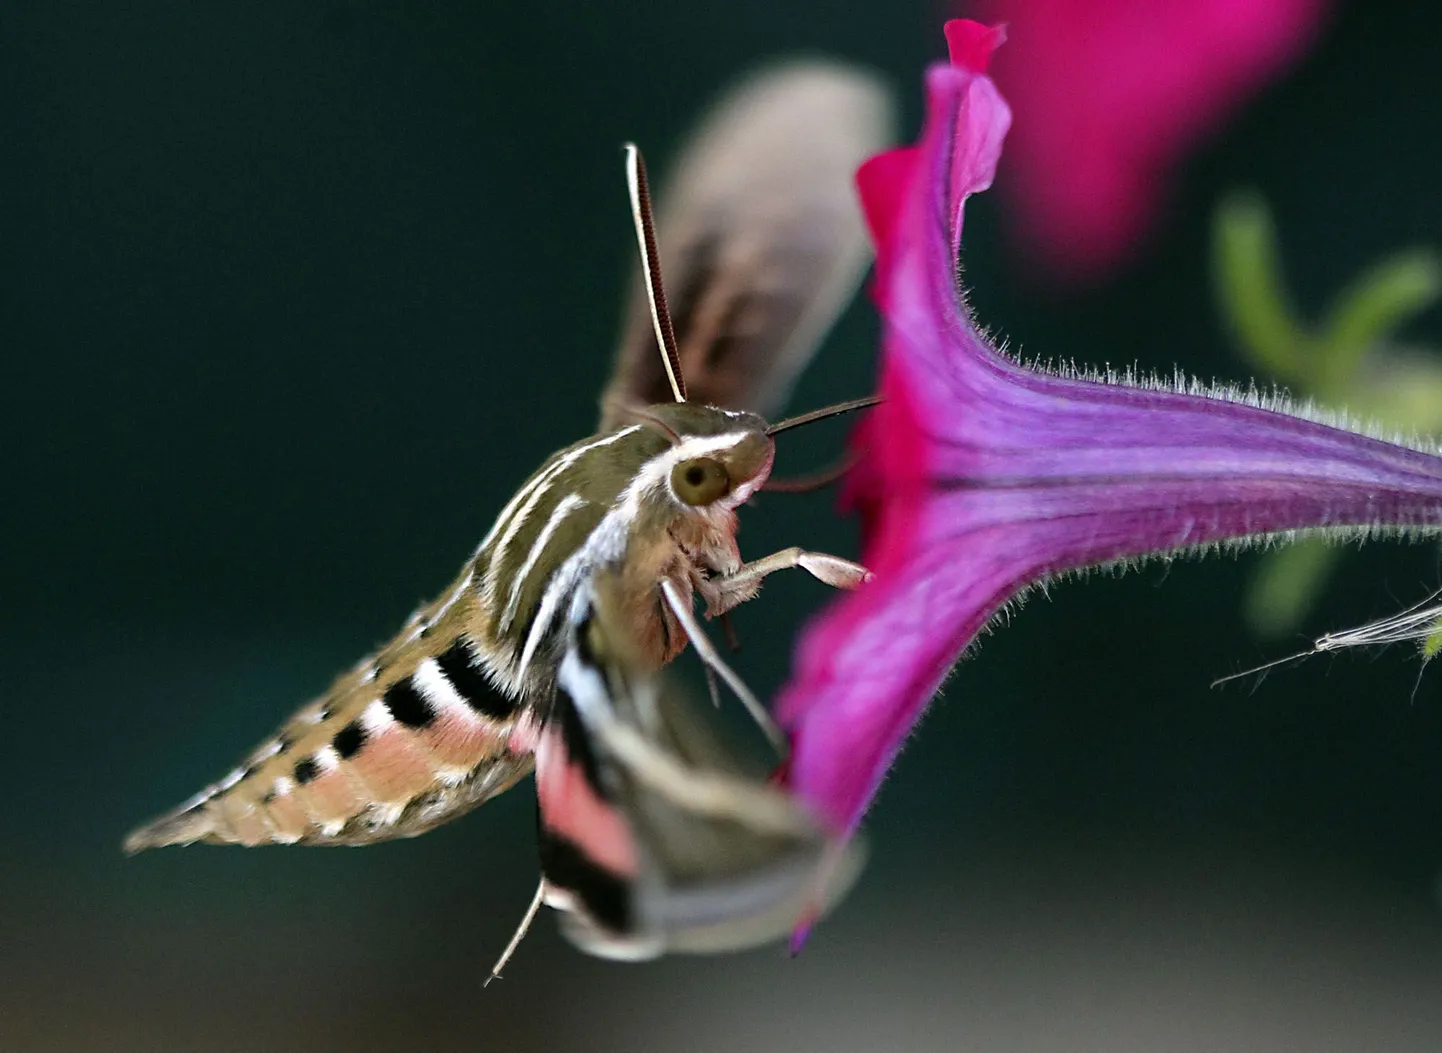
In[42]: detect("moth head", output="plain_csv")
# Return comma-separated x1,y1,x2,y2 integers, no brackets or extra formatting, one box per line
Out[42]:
635,403,774,512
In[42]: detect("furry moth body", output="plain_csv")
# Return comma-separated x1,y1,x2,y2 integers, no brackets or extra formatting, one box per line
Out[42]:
127,60,894,960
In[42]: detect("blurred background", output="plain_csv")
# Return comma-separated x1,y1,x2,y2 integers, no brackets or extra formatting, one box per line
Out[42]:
6,1,1442,1050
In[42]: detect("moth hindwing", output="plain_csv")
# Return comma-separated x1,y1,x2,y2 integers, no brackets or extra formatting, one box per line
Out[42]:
126,58,894,963
533,571,863,960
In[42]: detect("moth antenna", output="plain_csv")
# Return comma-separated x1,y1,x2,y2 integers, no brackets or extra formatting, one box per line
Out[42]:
603,395,683,445
484,878,546,988
766,395,882,436
625,143,686,404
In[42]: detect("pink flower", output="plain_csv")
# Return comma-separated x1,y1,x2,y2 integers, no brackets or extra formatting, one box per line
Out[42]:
775,21,1442,851
971,0,1329,279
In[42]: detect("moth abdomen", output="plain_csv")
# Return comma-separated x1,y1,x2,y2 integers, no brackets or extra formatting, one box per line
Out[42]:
126,614,535,850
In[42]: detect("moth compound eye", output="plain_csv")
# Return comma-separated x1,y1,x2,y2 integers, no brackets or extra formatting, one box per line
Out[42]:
671,457,731,506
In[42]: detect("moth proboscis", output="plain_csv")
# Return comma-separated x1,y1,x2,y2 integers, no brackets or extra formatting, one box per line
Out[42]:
126,57,895,972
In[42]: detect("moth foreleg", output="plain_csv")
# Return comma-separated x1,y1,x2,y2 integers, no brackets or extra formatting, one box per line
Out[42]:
702,661,723,710
705,547,872,617
485,878,547,987
658,579,785,752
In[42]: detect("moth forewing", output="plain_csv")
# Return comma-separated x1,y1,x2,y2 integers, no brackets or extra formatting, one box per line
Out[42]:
602,61,896,426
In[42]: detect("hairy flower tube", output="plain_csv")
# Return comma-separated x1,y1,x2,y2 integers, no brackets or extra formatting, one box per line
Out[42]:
775,21,1442,855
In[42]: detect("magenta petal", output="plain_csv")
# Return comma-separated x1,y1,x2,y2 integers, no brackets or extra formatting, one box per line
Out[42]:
780,47,1017,836
855,148,918,305
943,19,1006,74
976,0,1330,278
777,23,1442,841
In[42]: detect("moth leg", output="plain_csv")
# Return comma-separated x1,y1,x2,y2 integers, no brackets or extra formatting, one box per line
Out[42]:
788,836,853,955
719,611,742,652
707,547,872,617
702,662,723,709
659,579,786,752
484,877,546,987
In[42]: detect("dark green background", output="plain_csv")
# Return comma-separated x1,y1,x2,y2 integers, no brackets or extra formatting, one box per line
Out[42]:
6,2,1442,1050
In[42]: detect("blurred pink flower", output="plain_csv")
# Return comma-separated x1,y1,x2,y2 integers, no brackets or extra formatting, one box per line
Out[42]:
775,21,1442,855
971,0,1329,279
